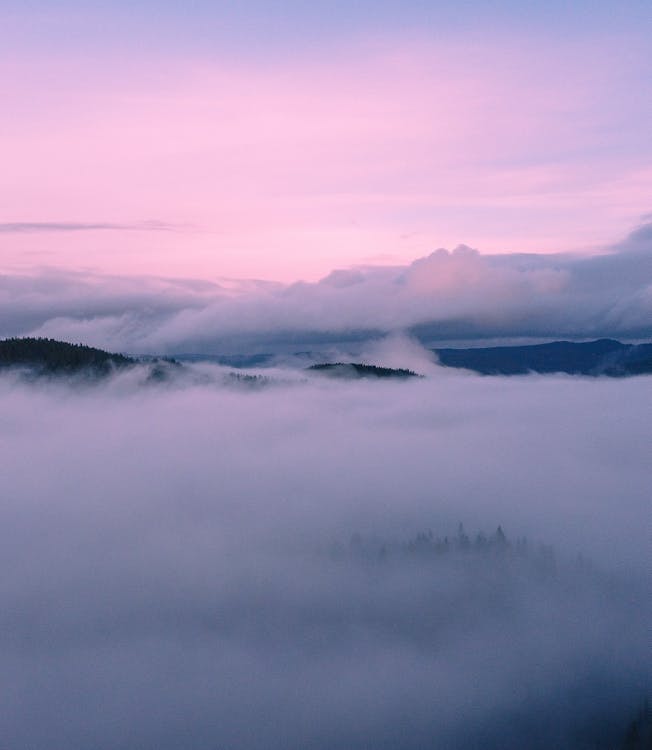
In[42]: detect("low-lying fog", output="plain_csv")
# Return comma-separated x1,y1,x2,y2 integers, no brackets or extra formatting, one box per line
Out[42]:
0,357,650,749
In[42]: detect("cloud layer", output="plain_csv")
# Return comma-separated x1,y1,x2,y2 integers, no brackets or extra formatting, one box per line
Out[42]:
1,223,650,354
0,367,649,749
0,221,176,234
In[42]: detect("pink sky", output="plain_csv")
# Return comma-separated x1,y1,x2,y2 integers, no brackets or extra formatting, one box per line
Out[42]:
1,34,651,281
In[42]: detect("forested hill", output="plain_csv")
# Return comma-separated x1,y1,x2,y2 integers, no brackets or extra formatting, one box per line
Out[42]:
0,338,135,375
434,339,652,376
308,363,419,379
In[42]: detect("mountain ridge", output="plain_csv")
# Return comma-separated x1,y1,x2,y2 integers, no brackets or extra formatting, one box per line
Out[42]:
434,338,652,376
2,336,651,379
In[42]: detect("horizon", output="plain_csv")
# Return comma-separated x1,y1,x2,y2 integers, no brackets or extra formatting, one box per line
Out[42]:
1,220,650,354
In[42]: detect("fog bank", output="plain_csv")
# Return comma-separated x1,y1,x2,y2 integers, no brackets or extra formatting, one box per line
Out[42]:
0,369,650,748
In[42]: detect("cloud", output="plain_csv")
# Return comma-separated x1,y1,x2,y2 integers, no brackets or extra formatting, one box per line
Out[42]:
0,367,649,749
613,221,652,253
0,220,180,233
1,223,650,354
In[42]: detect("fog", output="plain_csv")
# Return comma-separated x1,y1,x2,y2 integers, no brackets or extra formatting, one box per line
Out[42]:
0,361,650,749
2,222,652,354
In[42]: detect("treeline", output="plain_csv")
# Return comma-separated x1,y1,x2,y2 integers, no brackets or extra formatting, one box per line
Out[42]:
309,362,420,378
0,337,134,374
340,523,555,568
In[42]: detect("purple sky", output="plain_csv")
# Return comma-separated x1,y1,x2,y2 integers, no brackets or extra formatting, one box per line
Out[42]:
1,2,651,281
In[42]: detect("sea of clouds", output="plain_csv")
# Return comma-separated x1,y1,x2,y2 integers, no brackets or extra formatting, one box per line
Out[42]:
0,355,650,749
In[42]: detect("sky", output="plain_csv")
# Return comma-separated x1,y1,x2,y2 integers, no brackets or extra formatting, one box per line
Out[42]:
2,0,651,281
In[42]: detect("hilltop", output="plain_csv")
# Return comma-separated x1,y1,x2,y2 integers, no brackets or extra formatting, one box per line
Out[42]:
307,362,420,379
0,337,135,375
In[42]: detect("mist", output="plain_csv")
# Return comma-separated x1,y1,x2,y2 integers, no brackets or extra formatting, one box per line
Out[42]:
0,363,650,749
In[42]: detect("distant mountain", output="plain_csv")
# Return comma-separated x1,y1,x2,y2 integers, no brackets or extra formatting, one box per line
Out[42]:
308,363,419,379
434,339,652,376
0,337,135,375
7,337,651,381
